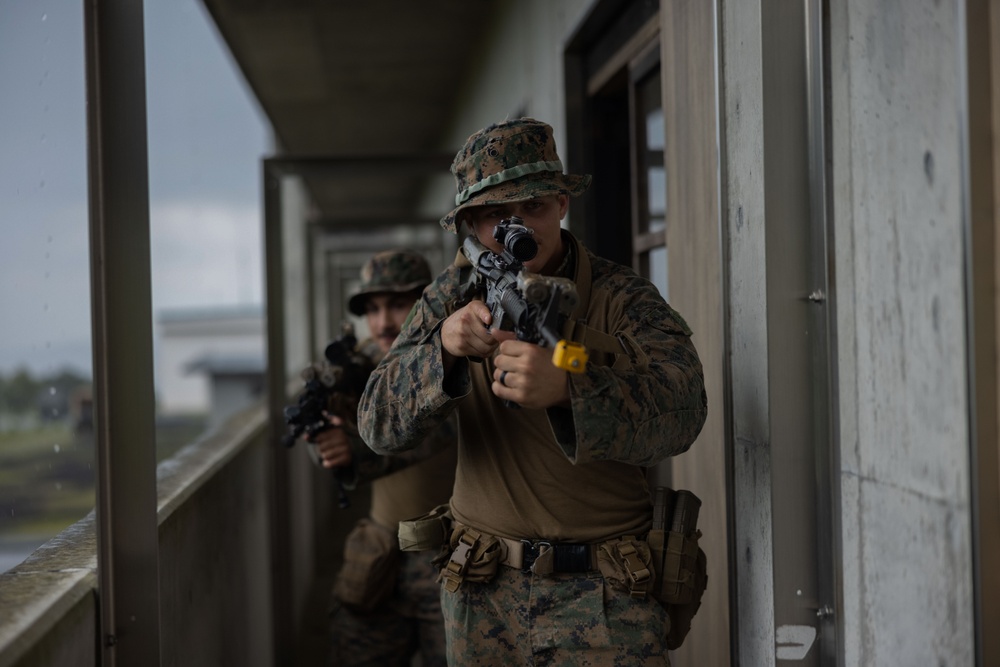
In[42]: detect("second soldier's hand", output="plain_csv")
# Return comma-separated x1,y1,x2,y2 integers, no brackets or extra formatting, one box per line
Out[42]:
309,414,353,469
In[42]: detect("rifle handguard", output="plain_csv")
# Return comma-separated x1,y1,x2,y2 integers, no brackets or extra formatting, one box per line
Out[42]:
552,340,588,373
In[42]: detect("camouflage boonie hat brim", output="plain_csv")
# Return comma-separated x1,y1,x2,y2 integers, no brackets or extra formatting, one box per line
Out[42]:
348,249,432,316
440,118,592,233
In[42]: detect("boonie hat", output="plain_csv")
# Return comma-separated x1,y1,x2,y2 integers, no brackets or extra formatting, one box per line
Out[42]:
440,118,592,233
347,249,432,316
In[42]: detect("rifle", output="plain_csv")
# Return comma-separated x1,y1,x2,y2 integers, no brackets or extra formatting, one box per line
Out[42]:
461,217,588,406
282,323,376,507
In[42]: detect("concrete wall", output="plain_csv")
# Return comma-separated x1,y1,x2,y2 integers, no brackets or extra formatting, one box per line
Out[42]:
418,0,593,224
718,0,777,664
828,0,974,664
0,521,97,667
157,409,273,667
719,0,977,664
660,1,730,665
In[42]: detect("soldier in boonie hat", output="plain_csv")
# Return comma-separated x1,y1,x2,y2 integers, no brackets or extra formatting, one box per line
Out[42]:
317,245,458,667
348,249,433,316
358,118,708,665
440,118,592,233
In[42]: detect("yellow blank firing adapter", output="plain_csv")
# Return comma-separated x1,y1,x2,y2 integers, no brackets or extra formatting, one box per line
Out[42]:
552,340,588,373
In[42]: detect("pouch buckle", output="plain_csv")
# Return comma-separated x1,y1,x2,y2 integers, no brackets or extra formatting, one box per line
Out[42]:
442,529,481,592
520,539,551,572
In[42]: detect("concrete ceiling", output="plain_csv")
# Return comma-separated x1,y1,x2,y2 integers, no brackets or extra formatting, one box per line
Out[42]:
200,0,501,225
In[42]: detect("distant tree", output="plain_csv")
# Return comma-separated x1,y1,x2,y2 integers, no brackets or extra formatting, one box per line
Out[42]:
48,369,90,397
37,369,91,421
0,367,89,416
0,368,40,414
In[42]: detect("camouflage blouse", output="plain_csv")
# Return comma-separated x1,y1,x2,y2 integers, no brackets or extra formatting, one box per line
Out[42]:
357,231,707,540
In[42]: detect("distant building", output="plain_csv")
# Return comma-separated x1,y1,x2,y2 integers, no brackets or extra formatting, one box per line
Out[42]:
156,306,265,418
185,354,265,428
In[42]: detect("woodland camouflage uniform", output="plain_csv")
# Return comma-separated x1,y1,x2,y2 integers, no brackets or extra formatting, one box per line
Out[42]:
358,119,707,666
326,249,457,667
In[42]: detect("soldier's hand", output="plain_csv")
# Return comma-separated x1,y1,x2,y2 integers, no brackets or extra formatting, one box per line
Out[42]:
441,300,500,361
308,414,353,469
492,339,570,409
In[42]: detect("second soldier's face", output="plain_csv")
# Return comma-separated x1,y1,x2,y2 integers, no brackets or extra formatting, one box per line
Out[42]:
365,292,418,354
468,194,569,275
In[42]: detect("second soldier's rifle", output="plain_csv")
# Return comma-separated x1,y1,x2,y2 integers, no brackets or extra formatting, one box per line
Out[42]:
282,323,376,508
461,216,589,407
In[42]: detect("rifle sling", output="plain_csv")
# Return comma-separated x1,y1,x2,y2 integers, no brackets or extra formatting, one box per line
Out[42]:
563,319,626,356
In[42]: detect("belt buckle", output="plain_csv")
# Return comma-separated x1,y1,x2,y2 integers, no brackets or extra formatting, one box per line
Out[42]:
520,539,550,572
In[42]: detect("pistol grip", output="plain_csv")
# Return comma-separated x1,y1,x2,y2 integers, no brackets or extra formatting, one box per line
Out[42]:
551,341,588,373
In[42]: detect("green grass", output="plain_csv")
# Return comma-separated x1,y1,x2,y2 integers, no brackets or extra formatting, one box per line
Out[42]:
0,425,76,455
0,415,209,539
0,424,95,537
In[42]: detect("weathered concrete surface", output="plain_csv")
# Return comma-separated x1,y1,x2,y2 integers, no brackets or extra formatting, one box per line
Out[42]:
720,0,777,664
829,0,974,664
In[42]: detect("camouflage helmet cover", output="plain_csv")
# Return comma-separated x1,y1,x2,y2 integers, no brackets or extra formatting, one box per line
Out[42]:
347,249,432,316
440,118,592,233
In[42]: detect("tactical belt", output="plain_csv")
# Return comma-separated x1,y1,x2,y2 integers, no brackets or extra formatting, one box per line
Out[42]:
440,524,654,593
497,536,598,575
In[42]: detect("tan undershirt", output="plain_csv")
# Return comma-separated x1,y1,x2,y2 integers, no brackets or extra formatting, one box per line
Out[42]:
448,358,651,543
370,444,458,530
447,234,652,542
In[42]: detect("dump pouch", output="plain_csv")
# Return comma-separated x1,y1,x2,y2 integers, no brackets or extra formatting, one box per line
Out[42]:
333,519,400,612
648,487,709,649
398,503,453,552
657,529,704,605
663,542,707,650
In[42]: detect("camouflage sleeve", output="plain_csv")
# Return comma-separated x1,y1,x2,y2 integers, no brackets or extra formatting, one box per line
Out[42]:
358,266,471,454
344,413,457,485
549,269,707,467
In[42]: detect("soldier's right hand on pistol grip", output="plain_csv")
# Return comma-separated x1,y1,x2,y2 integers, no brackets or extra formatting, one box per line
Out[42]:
309,414,353,469
441,300,499,360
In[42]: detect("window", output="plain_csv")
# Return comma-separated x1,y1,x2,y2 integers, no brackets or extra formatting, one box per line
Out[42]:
145,0,270,445
0,2,93,575
631,51,667,297
0,0,270,576
565,0,670,490
564,0,665,295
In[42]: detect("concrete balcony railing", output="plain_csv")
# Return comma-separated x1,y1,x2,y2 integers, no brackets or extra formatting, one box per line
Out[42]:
0,401,338,667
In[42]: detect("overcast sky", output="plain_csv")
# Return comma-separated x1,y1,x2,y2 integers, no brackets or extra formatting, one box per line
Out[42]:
0,0,271,376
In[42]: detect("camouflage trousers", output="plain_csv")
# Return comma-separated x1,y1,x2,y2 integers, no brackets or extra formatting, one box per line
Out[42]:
440,564,672,666
329,550,447,667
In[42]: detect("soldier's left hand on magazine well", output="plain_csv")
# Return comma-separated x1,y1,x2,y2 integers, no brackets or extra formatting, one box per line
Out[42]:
492,339,571,409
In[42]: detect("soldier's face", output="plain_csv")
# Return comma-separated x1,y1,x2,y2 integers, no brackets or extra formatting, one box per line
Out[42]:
364,292,419,354
468,194,569,275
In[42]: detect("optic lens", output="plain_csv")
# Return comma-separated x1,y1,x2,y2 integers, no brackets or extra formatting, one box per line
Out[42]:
507,233,537,262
